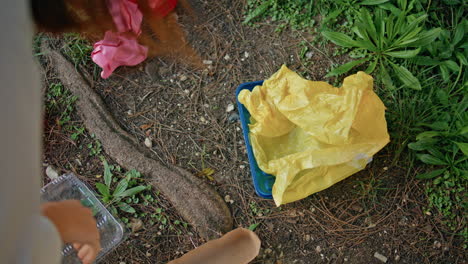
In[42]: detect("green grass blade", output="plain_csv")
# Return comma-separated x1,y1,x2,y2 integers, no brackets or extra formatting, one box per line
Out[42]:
416,169,446,180
412,56,440,66
322,31,359,48
365,58,378,74
359,8,378,46
326,58,370,77
118,202,136,214
442,60,460,72
103,159,113,188
454,142,468,156
390,63,421,90
120,186,147,198
384,48,420,58
455,52,467,66
96,183,110,197
380,63,395,90
417,154,448,165
360,0,390,5
113,179,129,197
407,28,442,47
453,22,465,46
243,0,271,24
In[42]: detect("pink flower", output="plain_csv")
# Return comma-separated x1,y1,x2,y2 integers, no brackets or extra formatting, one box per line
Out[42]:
106,0,143,34
91,31,148,79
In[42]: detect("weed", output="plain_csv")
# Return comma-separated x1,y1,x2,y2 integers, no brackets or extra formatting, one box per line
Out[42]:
322,1,441,90
244,0,317,31
87,134,103,156
249,201,271,217
96,159,149,215
45,82,85,141
61,33,93,68
95,159,190,233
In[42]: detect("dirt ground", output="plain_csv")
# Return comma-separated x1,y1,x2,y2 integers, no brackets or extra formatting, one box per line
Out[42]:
41,0,466,263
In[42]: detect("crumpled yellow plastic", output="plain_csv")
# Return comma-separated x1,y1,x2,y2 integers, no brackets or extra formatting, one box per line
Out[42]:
238,65,390,206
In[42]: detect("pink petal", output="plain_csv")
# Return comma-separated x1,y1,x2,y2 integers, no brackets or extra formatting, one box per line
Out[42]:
106,0,143,34
91,31,148,79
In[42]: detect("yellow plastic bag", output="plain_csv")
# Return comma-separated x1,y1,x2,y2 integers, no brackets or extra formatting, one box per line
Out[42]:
238,65,390,206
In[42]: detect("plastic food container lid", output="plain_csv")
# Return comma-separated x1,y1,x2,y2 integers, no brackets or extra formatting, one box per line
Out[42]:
41,174,126,263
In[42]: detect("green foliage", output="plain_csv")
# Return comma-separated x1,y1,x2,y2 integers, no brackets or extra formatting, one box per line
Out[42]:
244,0,317,31
407,86,467,231
96,160,189,233
249,201,271,217
413,9,467,82
61,33,93,68
322,1,441,89
45,82,85,141
96,159,149,215
87,134,102,157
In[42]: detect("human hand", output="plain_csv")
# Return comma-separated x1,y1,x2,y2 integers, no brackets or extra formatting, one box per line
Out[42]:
41,200,101,264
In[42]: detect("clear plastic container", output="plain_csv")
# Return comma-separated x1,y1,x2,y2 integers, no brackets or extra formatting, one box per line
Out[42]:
41,173,126,263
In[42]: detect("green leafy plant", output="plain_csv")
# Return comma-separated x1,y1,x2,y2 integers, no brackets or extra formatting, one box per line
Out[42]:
61,33,93,67
96,159,148,215
87,134,102,157
244,0,317,31
407,86,467,233
46,82,85,141
322,1,441,90
413,10,467,82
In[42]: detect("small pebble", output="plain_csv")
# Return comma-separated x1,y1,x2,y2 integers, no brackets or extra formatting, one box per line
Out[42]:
46,165,59,180
203,60,213,65
244,51,250,58
315,246,322,253
224,195,231,203
239,165,245,169
226,103,235,113
180,75,187,81
144,138,152,148
433,241,441,248
374,252,388,263
305,234,311,242
224,54,231,60
395,255,400,261
146,252,152,257
306,51,314,59
265,248,272,254
228,113,240,123
200,117,206,123
184,89,190,94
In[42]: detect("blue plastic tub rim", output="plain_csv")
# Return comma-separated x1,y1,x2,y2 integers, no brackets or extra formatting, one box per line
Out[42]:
235,81,275,199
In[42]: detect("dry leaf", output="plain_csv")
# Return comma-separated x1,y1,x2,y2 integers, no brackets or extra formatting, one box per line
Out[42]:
196,168,215,181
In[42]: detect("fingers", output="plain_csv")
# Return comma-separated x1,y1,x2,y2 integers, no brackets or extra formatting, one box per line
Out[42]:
77,244,99,264
73,243,82,251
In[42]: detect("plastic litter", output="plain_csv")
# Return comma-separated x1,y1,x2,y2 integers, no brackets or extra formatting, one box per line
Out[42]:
238,65,390,205
41,174,125,263
91,0,178,78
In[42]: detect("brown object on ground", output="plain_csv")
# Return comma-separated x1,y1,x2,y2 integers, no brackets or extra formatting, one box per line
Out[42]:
43,45,232,240
168,228,261,264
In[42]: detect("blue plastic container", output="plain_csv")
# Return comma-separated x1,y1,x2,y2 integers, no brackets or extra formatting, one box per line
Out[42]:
236,81,275,199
